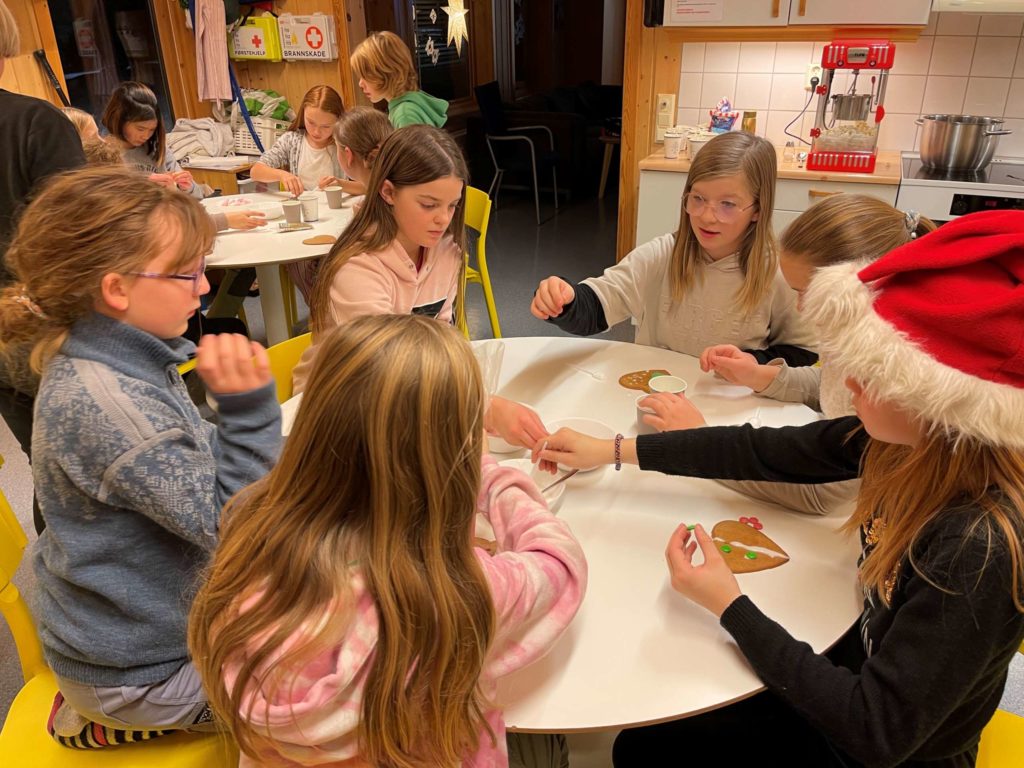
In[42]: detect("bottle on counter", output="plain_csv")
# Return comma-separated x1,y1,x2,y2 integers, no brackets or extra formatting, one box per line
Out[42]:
742,111,757,134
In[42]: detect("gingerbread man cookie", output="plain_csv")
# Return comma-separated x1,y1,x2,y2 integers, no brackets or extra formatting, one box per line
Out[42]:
618,369,671,394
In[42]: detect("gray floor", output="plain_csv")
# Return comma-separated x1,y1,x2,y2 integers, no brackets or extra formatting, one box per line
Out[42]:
2,191,1021,741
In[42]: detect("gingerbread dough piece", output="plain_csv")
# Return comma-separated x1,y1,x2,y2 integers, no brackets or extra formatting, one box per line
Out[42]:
618,369,671,393
303,234,337,246
711,519,789,574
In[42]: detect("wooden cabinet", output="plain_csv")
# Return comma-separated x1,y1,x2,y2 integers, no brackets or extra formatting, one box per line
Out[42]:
661,0,930,28
787,0,931,26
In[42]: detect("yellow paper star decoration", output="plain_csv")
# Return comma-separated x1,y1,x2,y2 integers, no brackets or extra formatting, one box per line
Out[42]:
443,1,470,57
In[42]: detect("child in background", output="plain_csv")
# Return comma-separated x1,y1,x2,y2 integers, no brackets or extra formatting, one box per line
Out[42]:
62,106,100,141
295,123,549,450
641,195,937,516
531,132,815,365
350,31,449,128
102,81,205,198
190,313,586,768
285,107,394,302
249,84,345,196
538,210,1024,767
0,167,280,746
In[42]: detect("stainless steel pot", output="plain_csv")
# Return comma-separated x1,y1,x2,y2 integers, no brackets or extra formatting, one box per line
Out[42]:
916,114,1012,171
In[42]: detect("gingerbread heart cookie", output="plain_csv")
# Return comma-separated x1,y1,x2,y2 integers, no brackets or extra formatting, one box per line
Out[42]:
303,234,337,246
711,518,789,574
618,369,670,394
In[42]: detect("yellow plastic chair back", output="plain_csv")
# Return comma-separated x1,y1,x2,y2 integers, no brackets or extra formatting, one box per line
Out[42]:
976,642,1024,767
267,332,312,404
456,186,501,339
0,456,239,766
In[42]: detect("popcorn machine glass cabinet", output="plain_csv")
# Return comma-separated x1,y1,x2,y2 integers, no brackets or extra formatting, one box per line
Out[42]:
808,41,895,174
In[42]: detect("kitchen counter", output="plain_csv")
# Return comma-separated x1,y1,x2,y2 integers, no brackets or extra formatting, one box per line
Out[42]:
639,146,901,185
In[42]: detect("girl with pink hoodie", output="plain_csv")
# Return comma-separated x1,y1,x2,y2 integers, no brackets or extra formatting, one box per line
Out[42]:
189,314,587,767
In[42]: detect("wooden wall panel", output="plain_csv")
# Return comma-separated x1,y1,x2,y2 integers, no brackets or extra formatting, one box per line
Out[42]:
1,0,67,106
151,0,209,120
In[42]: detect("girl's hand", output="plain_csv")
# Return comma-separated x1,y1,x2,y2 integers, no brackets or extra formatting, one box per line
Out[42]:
172,170,194,190
280,173,304,197
531,277,575,319
640,392,706,431
317,175,342,189
665,523,742,618
224,210,268,230
339,179,366,196
700,344,779,392
196,334,272,395
532,428,616,471
485,395,549,449
148,173,176,189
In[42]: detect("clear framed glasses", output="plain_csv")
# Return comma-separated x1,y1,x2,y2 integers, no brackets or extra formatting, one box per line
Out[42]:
684,192,757,223
129,256,206,296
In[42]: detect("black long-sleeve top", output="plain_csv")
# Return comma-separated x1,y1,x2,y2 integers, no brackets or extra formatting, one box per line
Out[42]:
636,417,1024,767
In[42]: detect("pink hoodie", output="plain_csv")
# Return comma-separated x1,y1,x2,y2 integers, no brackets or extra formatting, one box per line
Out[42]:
292,235,462,395
225,455,587,767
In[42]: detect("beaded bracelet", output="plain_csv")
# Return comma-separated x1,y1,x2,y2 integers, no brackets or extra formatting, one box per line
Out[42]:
614,433,624,471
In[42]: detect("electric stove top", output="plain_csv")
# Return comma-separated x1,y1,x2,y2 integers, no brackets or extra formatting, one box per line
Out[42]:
897,153,1024,220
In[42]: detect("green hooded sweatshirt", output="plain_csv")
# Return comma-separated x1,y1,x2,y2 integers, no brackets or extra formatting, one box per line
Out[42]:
388,90,449,128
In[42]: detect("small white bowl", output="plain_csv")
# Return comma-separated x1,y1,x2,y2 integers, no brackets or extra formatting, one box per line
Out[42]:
500,458,566,514
546,417,617,472
487,434,523,455
649,375,688,394
635,393,657,435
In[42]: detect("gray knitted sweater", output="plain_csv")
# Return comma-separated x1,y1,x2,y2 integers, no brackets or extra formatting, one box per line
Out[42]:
30,313,280,686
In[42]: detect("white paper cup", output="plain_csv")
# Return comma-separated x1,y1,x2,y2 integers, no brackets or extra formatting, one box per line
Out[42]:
635,394,657,435
298,193,319,222
649,375,688,394
664,131,683,160
282,200,302,224
325,185,345,209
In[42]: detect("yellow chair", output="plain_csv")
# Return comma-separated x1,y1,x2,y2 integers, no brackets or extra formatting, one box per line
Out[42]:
456,186,502,340
267,332,312,404
977,643,1024,767
0,456,239,767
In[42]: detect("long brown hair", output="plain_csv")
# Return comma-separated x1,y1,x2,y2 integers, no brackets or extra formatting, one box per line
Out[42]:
0,0,20,59
852,433,1024,612
334,105,394,167
310,124,468,333
672,131,777,314
350,31,418,99
102,81,166,166
189,314,496,766
288,84,345,133
781,194,937,269
0,166,214,378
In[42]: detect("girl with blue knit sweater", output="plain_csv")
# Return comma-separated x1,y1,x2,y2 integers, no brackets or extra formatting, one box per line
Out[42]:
0,166,281,748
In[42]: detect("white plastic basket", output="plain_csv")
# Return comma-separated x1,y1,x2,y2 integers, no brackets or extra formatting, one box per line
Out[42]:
233,116,290,156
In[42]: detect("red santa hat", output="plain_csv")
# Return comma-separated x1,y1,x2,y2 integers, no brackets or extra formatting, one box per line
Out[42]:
803,209,1024,449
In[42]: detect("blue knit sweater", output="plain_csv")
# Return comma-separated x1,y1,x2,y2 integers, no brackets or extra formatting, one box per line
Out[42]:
30,313,280,686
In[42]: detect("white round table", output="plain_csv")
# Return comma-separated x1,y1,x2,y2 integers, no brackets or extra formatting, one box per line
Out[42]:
280,337,862,733
201,191,354,345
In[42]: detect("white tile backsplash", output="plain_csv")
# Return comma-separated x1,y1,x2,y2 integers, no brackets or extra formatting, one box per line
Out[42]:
674,11,1024,158
929,37,978,77
963,77,1011,115
970,37,1019,78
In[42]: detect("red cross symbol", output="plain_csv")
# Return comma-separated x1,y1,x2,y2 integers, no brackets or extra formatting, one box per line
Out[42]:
251,34,262,49
305,26,323,49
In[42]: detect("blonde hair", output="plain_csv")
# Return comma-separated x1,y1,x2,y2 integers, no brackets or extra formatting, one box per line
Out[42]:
102,81,166,166
310,125,468,333
350,31,418,99
82,138,124,166
781,194,937,269
189,314,495,766
63,106,98,139
673,132,777,315
0,166,215,372
852,433,1024,614
288,84,345,133
0,0,20,59
333,106,393,167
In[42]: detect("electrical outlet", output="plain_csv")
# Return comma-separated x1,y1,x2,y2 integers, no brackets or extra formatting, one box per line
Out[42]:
655,93,676,142
804,64,822,91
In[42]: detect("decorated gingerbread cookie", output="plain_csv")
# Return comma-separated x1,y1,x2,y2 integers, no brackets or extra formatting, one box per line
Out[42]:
711,517,789,574
618,369,671,394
